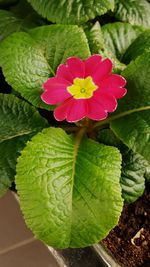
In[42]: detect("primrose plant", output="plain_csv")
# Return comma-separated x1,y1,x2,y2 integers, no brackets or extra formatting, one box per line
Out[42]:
0,0,150,249
16,54,127,248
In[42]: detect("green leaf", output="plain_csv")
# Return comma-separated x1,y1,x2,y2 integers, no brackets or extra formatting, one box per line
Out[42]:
114,0,150,28
0,93,48,197
84,21,105,54
27,0,114,25
117,51,150,112
0,25,90,110
97,129,146,203
0,94,48,142
30,25,90,72
97,128,122,147
10,0,44,21
16,127,123,248
0,9,38,41
0,32,50,109
123,30,150,64
102,22,143,60
111,110,150,161
120,149,146,203
109,51,150,161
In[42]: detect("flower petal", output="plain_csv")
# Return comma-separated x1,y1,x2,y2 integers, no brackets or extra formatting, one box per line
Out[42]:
84,54,102,77
109,87,127,99
105,74,126,87
56,63,74,83
43,77,71,90
92,58,113,84
100,74,127,98
54,99,70,121
66,57,85,79
54,98,87,122
87,98,107,121
93,92,117,112
66,99,87,122
41,77,71,104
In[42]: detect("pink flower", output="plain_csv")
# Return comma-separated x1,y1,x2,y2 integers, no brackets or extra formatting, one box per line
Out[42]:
41,55,127,122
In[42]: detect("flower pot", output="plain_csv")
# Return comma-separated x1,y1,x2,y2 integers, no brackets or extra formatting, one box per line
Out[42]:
47,243,121,267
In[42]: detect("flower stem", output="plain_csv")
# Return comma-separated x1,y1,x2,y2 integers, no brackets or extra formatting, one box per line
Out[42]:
74,127,87,146
92,106,150,130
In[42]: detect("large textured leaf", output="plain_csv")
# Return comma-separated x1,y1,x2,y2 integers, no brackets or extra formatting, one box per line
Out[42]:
117,51,150,113
0,32,50,109
0,25,90,110
0,94,48,197
120,149,146,203
0,94,48,141
111,110,150,161
0,9,38,41
114,0,150,28
110,51,150,161
30,25,90,72
16,127,122,248
27,0,114,25
97,129,146,202
0,10,42,40
102,22,143,60
84,22,104,54
97,129,146,203
123,30,150,64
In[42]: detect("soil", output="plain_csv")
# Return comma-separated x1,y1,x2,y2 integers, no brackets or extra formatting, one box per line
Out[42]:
103,184,150,267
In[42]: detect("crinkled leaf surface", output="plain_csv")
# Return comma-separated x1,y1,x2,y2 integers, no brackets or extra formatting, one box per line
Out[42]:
0,9,38,41
97,129,146,203
114,0,150,28
120,149,146,204
16,127,122,248
0,94,48,141
0,32,50,109
27,0,114,25
30,25,90,72
0,25,90,110
84,21,104,54
117,51,150,113
110,51,150,161
0,94,48,197
111,110,150,161
102,22,143,60
123,30,150,64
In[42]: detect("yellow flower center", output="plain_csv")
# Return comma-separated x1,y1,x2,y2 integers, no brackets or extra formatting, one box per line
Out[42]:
67,76,98,99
